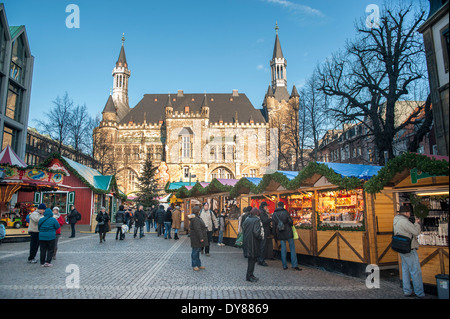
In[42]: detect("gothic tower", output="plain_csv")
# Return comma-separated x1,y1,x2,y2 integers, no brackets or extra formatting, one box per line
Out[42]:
112,33,131,122
263,23,300,170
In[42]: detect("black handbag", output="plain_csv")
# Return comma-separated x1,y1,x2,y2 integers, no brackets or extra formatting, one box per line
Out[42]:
391,234,413,254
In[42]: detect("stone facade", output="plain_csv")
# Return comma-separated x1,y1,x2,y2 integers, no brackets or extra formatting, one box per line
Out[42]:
95,28,299,196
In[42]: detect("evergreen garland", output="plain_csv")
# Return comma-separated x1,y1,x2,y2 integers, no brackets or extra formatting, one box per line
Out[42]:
364,152,449,194
39,153,127,200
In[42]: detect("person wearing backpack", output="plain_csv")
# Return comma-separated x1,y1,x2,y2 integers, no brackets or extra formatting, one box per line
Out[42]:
272,202,301,271
393,205,425,298
68,205,81,238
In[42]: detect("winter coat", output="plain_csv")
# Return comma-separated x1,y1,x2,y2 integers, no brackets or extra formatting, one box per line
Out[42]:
200,209,218,232
134,209,146,227
96,211,110,232
38,209,61,241
218,214,226,232
164,209,173,223
242,215,263,258
272,208,294,240
155,206,166,224
393,214,421,250
259,209,272,237
28,211,42,233
68,209,81,224
172,209,182,229
115,210,125,225
54,214,65,235
189,214,208,248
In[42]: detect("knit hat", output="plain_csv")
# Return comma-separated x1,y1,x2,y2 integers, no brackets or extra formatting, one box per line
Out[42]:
38,203,46,210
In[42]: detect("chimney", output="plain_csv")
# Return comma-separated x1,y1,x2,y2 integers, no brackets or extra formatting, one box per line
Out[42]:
232,89,239,97
177,90,184,97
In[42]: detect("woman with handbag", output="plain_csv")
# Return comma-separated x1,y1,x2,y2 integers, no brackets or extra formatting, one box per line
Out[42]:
96,207,110,243
393,205,425,298
199,202,218,256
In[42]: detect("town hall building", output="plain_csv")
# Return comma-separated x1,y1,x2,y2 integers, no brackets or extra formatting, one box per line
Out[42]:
95,26,300,196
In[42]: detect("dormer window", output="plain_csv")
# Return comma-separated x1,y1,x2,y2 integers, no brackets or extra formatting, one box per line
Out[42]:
185,106,190,113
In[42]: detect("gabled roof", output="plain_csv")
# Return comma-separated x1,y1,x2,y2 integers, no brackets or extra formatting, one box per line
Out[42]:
9,25,24,39
62,156,112,191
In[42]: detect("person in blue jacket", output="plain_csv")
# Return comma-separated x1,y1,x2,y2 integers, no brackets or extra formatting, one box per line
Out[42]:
38,208,61,267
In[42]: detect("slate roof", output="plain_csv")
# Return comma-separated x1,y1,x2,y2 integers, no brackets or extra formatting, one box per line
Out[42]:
102,95,117,114
116,44,127,67
120,92,267,124
273,34,284,59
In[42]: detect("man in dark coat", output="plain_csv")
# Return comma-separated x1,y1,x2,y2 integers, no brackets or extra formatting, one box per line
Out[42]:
242,207,264,282
133,205,146,239
67,205,81,238
258,201,273,266
189,206,208,271
273,202,301,271
155,205,166,237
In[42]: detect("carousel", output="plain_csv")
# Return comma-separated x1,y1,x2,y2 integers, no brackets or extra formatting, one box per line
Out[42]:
0,146,64,237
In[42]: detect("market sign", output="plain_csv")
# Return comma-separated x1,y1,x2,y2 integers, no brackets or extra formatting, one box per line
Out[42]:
0,166,64,184
410,168,445,184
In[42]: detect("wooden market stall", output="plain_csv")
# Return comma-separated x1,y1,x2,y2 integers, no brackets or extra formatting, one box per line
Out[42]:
364,153,449,287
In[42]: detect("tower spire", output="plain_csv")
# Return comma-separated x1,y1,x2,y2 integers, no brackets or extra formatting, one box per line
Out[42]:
112,33,131,121
270,23,289,101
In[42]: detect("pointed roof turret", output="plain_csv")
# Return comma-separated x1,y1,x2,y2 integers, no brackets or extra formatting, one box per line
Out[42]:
116,33,128,68
102,95,117,114
201,92,209,107
290,85,299,98
165,93,172,107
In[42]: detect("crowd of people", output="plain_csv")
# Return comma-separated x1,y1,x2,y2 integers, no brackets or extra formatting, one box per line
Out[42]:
23,200,302,283
188,201,302,282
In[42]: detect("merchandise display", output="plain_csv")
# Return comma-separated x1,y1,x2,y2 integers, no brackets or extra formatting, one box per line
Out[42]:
316,189,365,228
280,193,313,227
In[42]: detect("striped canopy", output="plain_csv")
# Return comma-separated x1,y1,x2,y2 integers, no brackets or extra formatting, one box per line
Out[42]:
0,145,27,168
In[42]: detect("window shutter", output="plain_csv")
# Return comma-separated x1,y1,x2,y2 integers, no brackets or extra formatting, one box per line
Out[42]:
33,192,41,205
68,191,75,206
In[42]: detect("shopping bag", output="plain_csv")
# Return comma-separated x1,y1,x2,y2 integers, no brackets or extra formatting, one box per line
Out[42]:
292,226,298,240
235,232,243,247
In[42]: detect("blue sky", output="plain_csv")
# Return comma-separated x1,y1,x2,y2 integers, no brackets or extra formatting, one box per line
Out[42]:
4,0,407,125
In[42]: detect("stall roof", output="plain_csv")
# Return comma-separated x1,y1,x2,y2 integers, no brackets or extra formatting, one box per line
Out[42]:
0,145,27,167
318,162,383,180
63,157,112,191
276,170,300,180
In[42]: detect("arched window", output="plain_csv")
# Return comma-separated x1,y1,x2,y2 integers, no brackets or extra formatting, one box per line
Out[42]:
210,167,234,180
126,169,138,193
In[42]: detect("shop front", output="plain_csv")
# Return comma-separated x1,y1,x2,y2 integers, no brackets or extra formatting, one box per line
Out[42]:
17,154,125,229
365,153,449,287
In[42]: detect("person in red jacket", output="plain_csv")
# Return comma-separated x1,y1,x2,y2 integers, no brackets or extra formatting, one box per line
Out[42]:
52,207,65,260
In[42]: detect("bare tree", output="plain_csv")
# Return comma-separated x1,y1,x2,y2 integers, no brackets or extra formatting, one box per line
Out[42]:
67,103,92,159
35,92,73,154
300,69,331,162
317,2,430,165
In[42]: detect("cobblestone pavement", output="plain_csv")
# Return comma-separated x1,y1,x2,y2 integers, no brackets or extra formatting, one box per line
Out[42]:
0,229,412,299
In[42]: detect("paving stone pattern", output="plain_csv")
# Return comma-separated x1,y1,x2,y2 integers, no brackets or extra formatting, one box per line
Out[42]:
0,230,411,299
